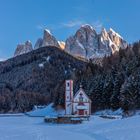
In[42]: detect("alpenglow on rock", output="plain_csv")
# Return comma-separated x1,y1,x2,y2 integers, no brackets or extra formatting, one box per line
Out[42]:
34,29,60,49
65,24,127,59
14,40,33,57
14,25,127,59
58,41,65,50
108,28,127,52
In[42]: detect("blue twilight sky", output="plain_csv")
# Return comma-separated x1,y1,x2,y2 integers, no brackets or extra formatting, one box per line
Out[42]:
0,0,140,59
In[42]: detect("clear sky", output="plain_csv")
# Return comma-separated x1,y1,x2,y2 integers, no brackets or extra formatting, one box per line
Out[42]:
0,0,140,59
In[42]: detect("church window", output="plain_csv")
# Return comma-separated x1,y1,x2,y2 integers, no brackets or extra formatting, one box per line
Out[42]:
79,93,83,102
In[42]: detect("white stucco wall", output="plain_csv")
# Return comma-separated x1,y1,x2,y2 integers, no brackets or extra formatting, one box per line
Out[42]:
73,89,91,115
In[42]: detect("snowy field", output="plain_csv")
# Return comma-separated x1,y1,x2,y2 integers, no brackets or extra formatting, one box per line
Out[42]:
0,115,140,140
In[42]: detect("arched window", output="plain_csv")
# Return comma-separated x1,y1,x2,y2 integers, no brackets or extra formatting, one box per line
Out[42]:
67,82,70,87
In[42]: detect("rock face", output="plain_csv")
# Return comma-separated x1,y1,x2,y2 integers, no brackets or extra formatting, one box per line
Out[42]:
14,25,127,59
34,38,43,49
42,29,60,48
34,29,60,49
65,24,127,59
108,28,127,52
14,40,33,57
65,25,98,59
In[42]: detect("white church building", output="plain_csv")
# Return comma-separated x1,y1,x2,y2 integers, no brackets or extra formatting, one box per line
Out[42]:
65,80,92,116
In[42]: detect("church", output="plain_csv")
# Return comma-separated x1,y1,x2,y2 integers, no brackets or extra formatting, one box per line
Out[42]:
65,80,91,116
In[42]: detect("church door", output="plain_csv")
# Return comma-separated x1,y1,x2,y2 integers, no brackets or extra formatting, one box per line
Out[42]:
78,110,84,115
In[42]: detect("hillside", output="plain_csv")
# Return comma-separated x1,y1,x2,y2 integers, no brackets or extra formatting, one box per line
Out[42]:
0,46,87,112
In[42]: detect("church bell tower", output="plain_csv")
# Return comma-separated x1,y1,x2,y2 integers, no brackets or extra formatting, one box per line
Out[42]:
65,80,73,115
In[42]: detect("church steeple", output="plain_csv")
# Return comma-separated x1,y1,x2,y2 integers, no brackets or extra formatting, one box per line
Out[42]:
65,80,73,115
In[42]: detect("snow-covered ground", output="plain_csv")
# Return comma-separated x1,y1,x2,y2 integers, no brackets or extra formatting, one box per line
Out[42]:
0,115,140,140
26,104,64,117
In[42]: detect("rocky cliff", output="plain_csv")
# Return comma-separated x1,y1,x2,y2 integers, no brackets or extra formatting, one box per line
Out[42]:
14,25,127,60
14,40,33,57
34,29,60,49
65,25,127,59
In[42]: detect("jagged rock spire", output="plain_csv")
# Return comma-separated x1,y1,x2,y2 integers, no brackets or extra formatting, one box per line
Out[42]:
14,40,33,57
65,25,127,59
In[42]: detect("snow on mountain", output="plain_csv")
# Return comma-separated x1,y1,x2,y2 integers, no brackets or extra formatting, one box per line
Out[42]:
81,24,94,30
65,24,99,59
44,29,52,35
34,29,60,49
0,58,5,62
42,29,60,48
14,25,128,59
109,28,123,39
108,28,127,50
38,63,44,68
65,25,128,59
14,40,33,57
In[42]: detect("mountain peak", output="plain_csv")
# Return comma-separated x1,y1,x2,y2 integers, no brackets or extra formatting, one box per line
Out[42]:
25,40,32,46
14,24,127,59
109,28,123,39
81,24,94,30
44,29,52,35
34,29,60,49
14,41,33,57
34,38,43,49
101,28,108,37
42,29,60,48
65,25,127,59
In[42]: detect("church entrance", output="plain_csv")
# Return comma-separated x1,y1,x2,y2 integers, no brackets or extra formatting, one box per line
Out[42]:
78,109,84,115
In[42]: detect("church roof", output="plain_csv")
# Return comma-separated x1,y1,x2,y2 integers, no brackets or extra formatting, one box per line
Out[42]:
73,87,92,102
